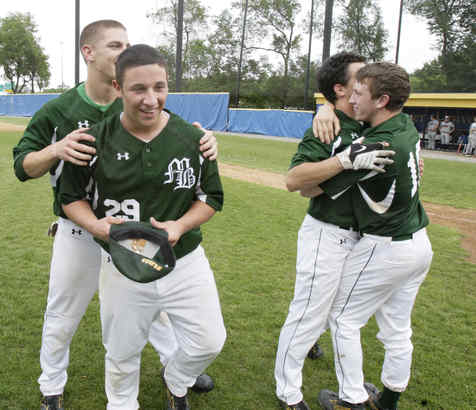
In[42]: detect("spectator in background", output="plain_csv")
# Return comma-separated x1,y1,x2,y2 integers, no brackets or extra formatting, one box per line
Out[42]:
425,114,439,150
439,115,455,146
464,115,476,156
456,134,468,154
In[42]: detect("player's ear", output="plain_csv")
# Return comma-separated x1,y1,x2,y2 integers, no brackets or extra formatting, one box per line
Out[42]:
112,80,121,93
82,44,94,64
376,94,390,109
334,83,346,98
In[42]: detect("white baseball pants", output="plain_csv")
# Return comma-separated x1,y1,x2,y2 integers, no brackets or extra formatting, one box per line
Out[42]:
100,245,226,410
38,217,178,396
275,215,360,405
329,228,433,404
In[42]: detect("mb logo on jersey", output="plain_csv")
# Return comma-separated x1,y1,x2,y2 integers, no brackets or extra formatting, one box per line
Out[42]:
117,152,130,160
164,158,196,190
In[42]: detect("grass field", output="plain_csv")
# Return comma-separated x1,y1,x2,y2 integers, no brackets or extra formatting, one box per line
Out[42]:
0,124,475,409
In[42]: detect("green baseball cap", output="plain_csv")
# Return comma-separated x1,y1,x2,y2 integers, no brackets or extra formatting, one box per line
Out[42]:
109,222,176,283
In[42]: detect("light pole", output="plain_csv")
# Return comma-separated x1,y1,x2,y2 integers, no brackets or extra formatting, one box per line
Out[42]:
304,0,315,109
60,41,64,89
395,0,404,64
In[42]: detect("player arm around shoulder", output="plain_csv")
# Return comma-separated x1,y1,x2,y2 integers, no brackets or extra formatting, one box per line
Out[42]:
193,122,218,161
20,128,97,179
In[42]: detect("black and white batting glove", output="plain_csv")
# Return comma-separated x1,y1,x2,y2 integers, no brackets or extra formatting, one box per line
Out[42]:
336,142,395,173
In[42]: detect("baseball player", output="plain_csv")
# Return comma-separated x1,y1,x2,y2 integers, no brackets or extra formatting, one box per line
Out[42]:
439,114,455,145
12,20,217,410
274,52,395,410
59,44,226,410
317,62,433,410
464,115,476,156
425,114,439,150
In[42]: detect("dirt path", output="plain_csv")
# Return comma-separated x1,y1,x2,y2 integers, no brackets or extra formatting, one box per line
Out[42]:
219,163,476,264
0,121,26,131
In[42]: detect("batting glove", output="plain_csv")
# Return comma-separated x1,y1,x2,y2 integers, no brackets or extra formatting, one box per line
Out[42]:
336,142,395,173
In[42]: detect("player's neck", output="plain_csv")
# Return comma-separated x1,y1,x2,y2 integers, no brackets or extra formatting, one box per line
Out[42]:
84,75,119,106
370,109,401,128
122,110,170,142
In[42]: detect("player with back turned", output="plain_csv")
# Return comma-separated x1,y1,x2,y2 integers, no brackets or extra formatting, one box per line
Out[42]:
59,44,226,410
12,20,217,410
317,62,433,410
274,52,396,410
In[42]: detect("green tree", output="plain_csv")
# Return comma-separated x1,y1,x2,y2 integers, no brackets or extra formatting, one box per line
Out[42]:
335,0,388,62
147,0,207,80
243,0,302,108
406,0,475,91
0,12,50,93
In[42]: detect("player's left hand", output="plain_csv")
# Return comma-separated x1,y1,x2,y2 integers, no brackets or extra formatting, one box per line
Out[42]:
193,122,218,160
337,142,395,173
150,217,184,247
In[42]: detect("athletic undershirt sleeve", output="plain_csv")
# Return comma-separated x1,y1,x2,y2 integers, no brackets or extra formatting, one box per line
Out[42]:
12,105,56,181
195,156,223,212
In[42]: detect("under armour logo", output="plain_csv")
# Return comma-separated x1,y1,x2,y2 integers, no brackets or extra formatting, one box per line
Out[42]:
117,152,130,160
339,239,346,245
78,120,90,128
72,228,82,235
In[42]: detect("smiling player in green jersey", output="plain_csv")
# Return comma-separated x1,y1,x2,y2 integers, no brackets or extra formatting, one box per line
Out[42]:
60,44,226,410
12,20,217,410
318,63,433,410
274,52,396,410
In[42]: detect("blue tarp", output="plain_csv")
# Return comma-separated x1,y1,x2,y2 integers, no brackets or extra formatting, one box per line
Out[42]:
0,94,58,117
228,108,313,139
0,92,317,139
0,92,230,131
166,93,229,131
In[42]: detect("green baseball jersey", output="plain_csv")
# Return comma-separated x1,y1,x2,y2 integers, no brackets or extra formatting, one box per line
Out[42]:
60,111,223,260
320,112,429,238
12,83,123,217
290,110,364,229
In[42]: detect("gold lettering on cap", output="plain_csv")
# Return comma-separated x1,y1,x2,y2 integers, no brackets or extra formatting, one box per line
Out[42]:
141,258,163,272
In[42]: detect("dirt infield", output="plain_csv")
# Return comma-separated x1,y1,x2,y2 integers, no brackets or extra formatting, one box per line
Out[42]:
219,163,476,264
2,119,473,263
0,121,27,132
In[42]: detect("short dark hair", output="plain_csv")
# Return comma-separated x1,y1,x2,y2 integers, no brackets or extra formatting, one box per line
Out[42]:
80,20,126,48
115,44,168,87
317,52,367,104
356,62,410,111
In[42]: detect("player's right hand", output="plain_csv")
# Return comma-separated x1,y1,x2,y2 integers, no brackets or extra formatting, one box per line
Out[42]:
53,128,96,165
94,216,124,242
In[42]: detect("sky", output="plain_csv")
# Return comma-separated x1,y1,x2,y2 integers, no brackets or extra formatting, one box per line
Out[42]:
0,0,440,89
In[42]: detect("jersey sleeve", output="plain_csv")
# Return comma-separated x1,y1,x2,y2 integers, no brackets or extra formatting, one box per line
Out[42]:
195,155,223,212
289,127,333,169
12,105,57,181
59,159,94,206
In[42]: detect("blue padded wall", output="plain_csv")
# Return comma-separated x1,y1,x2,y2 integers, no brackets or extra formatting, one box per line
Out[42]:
228,108,313,139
